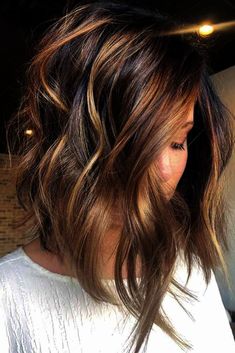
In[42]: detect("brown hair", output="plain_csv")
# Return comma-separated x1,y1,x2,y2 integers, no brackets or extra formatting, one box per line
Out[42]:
6,2,235,352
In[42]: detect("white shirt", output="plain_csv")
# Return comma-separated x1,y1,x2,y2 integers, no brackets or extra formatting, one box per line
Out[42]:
0,246,234,353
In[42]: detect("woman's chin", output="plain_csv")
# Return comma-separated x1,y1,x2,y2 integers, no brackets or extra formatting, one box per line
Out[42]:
162,185,175,200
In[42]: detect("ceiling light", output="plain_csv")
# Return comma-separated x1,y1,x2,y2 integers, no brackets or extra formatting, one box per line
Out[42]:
198,24,214,36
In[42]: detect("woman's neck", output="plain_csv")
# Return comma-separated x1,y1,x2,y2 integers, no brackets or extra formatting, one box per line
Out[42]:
22,236,142,280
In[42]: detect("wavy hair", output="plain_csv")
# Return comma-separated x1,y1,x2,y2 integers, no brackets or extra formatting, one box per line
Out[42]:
6,2,234,352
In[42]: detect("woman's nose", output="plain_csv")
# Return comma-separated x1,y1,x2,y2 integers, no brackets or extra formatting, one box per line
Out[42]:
156,149,172,183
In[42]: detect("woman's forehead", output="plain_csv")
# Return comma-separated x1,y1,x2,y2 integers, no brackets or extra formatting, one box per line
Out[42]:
182,104,194,125
176,105,194,131
187,105,194,122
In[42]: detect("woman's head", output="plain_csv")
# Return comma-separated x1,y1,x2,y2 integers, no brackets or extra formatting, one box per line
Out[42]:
6,2,234,353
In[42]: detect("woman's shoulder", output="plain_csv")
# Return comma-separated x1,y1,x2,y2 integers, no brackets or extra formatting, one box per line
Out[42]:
0,247,24,282
0,248,28,300
173,251,209,293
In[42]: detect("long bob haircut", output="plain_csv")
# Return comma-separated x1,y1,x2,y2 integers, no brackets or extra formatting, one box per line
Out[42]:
6,2,235,353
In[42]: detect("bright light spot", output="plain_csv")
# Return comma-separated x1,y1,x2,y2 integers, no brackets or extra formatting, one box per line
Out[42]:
24,129,34,136
198,24,214,36
160,20,235,36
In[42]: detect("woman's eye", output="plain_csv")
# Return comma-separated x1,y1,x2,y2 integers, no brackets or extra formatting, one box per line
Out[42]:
171,139,187,151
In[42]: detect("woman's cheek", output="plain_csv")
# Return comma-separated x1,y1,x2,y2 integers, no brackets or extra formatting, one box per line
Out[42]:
179,150,188,178
174,150,188,184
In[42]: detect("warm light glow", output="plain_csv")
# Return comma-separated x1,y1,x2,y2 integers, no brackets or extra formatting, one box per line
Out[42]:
162,20,235,36
198,24,214,36
24,129,34,136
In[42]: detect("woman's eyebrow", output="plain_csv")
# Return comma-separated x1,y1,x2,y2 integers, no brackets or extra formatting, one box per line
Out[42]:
181,121,194,129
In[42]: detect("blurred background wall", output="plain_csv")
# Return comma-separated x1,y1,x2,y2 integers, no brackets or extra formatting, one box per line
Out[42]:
211,66,235,311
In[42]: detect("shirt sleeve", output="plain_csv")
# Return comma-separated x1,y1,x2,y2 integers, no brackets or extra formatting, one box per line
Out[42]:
193,270,235,352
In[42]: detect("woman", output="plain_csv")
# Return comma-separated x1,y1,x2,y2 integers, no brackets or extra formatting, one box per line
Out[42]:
1,2,235,352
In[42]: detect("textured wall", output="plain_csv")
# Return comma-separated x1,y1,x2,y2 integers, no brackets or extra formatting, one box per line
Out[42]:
0,153,32,257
